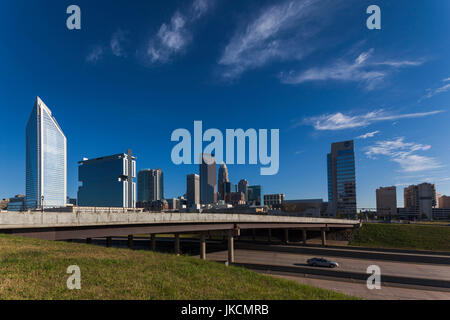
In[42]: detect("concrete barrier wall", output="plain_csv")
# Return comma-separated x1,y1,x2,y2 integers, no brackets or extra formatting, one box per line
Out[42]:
0,211,359,228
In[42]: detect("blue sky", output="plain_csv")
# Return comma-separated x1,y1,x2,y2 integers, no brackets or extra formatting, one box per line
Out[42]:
0,0,449,208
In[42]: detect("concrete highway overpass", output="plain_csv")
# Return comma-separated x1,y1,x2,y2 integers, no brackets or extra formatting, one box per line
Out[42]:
0,211,360,263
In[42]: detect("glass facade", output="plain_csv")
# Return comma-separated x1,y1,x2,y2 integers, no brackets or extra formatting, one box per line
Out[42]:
248,185,264,206
137,169,164,202
200,154,216,204
26,97,67,209
78,153,136,208
327,141,357,217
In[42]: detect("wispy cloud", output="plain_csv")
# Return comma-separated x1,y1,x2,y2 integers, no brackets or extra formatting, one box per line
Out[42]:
420,77,450,100
365,137,442,172
86,46,104,63
218,0,336,79
301,109,443,131
146,0,214,64
357,130,380,139
280,48,425,89
110,30,128,57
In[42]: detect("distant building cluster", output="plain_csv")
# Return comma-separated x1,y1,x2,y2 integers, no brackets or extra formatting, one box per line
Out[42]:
2,96,448,221
376,183,450,220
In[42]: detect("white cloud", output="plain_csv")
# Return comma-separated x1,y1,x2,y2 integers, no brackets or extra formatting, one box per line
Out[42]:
146,0,214,64
302,109,443,130
357,130,380,139
365,137,442,172
280,48,425,89
110,30,128,57
218,0,334,79
86,46,104,63
421,78,450,100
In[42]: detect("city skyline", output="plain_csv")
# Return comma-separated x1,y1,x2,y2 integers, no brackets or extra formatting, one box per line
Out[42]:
1,1,449,209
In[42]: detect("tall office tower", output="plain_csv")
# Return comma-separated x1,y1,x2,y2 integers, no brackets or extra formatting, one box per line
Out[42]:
186,174,200,208
26,97,67,209
327,140,357,217
77,150,136,208
238,179,249,202
223,181,235,201
199,153,217,204
137,169,164,202
376,186,397,217
248,185,264,206
404,183,436,219
218,163,229,200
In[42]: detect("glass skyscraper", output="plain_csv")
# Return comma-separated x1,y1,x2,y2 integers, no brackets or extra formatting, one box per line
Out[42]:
137,169,164,202
327,140,357,217
26,97,67,209
200,153,217,204
77,150,136,208
248,185,264,206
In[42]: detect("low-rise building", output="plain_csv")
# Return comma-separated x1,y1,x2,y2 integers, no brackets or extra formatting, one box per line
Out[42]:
264,194,285,208
282,199,328,217
6,195,26,211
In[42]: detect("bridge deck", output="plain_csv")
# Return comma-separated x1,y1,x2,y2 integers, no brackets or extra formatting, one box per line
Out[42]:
0,212,360,241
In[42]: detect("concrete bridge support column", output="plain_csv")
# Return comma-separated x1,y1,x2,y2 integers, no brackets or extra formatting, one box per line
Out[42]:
150,234,156,251
86,238,92,244
321,228,327,247
200,233,206,260
106,237,112,248
174,233,180,256
227,230,235,264
284,229,289,244
128,235,134,249
267,229,272,244
302,229,307,245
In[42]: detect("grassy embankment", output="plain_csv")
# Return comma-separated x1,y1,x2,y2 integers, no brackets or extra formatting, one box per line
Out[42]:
0,234,354,300
349,222,450,252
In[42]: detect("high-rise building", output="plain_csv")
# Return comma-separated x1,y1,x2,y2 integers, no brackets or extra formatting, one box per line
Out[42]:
439,195,450,209
137,169,164,202
376,186,397,217
218,163,230,200
248,185,264,206
186,174,200,208
77,150,136,208
238,179,249,202
327,140,357,217
404,183,436,219
26,97,67,209
199,154,217,204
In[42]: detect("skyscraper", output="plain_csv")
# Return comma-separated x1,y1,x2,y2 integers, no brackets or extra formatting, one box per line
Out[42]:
248,185,264,206
404,183,436,219
77,150,136,208
137,169,164,202
200,153,217,204
186,174,200,208
218,163,229,200
238,179,249,202
327,140,357,217
376,186,397,217
26,97,67,209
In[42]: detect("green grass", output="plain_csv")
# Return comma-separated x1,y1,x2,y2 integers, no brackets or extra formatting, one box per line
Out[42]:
349,223,450,252
0,234,354,300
